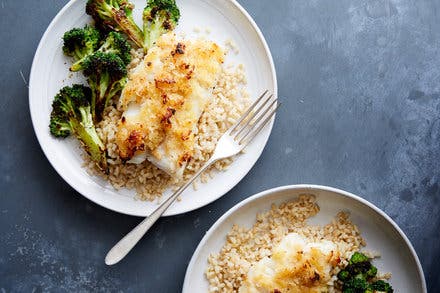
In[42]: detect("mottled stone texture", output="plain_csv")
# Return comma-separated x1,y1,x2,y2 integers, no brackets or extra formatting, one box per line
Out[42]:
0,0,439,291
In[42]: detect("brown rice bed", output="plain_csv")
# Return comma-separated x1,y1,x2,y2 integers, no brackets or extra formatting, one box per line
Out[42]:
205,194,366,292
84,48,250,201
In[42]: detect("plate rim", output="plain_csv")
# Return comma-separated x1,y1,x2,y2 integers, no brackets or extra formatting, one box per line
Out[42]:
182,184,427,293
28,0,278,217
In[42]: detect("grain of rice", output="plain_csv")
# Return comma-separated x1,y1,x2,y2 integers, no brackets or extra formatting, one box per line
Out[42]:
225,38,239,55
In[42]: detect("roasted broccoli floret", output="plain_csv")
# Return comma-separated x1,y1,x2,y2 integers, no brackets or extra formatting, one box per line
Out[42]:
98,31,132,65
343,275,370,293
86,0,144,48
70,31,132,71
366,265,378,278
142,0,180,51
371,280,394,292
346,261,373,276
350,252,370,264
338,269,351,281
338,252,392,293
62,26,102,71
82,51,127,121
49,85,107,171
338,252,378,282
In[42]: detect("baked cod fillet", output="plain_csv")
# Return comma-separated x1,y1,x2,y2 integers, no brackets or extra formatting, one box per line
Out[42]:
115,33,224,178
239,233,342,293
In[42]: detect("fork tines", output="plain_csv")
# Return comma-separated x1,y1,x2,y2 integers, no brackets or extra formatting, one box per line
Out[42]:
231,90,279,145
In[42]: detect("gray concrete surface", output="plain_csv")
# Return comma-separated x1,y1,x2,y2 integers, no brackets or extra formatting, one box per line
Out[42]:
1,0,439,291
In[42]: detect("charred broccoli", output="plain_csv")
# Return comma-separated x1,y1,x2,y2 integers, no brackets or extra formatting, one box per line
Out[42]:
338,252,393,293
337,269,351,282
342,275,370,293
98,31,132,65
82,51,127,121
142,0,180,51
350,252,370,264
341,252,376,277
86,0,144,48
69,31,132,71
62,26,102,71
49,85,107,171
371,280,394,292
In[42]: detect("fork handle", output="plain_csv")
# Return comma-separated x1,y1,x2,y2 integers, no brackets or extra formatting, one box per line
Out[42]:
105,158,215,265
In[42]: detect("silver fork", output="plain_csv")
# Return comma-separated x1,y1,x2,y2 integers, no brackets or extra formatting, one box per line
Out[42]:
105,90,278,265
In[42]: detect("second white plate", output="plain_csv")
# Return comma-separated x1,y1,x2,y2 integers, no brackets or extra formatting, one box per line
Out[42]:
183,185,426,292
29,0,277,216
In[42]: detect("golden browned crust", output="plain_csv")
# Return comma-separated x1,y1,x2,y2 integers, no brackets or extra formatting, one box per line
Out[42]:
116,33,225,172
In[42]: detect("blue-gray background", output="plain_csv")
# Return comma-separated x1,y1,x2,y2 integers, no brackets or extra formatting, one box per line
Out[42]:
1,0,439,291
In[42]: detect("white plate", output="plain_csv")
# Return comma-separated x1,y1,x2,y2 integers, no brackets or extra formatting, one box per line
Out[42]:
29,0,277,216
183,185,426,292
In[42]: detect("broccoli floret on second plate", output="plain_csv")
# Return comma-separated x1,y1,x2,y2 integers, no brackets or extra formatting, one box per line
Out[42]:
342,274,370,292
371,280,394,292
350,252,370,264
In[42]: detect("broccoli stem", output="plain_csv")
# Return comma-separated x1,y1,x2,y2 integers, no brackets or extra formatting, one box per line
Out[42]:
70,59,86,72
144,17,164,50
89,72,120,122
70,108,107,171
114,11,144,48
